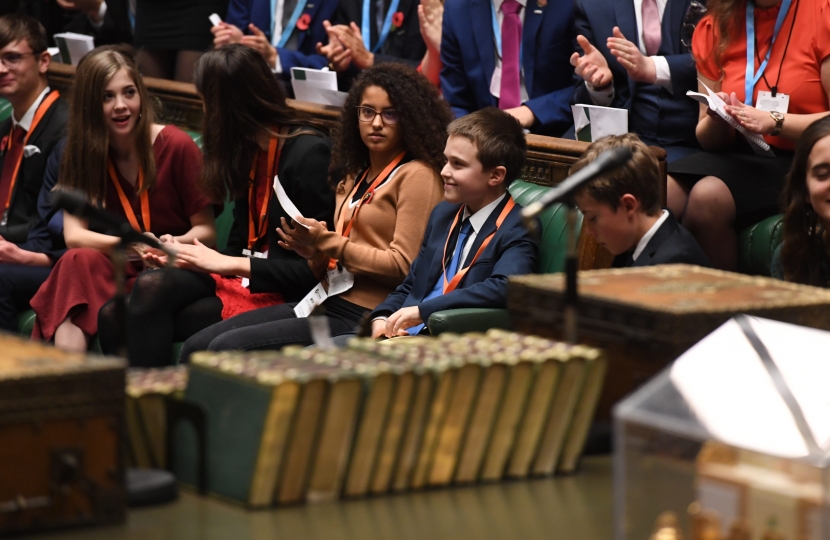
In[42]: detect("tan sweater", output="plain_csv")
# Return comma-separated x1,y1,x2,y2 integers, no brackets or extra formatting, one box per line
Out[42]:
315,160,444,310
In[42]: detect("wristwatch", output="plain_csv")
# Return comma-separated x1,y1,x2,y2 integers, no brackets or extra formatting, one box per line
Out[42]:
770,111,785,136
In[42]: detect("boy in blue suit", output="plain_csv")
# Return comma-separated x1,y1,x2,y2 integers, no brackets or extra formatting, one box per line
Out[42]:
371,108,538,338
572,134,709,268
439,0,576,136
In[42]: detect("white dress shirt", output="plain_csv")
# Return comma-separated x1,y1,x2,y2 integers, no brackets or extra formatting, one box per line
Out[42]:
460,192,507,264
490,0,529,104
632,209,668,261
586,0,673,106
13,86,50,131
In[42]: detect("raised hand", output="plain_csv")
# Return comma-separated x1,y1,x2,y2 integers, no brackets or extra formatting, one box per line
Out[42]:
316,21,353,71
241,24,278,68
212,22,244,47
328,23,375,70
570,35,613,89
607,27,656,84
418,0,443,53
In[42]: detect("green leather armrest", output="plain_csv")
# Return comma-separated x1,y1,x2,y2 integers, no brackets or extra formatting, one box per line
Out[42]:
18,309,36,336
427,308,512,336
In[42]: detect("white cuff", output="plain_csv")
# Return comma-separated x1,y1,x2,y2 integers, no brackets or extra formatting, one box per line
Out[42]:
652,55,672,93
371,316,388,323
88,0,107,28
272,49,282,74
585,80,615,106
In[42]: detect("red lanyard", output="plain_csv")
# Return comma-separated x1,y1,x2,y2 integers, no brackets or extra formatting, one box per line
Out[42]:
108,160,150,232
247,136,280,251
4,91,60,212
442,197,515,294
329,151,406,269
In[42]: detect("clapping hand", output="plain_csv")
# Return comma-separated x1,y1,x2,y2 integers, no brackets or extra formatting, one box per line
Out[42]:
418,0,443,53
241,24,278,67
724,93,776,135
316,21,353,71
607,27,656,84
212,21,244,47
328,23,375,70
570,35,613,89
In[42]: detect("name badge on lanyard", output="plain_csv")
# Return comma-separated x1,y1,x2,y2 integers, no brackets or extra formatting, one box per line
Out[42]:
744,0,793,106
756,90,789,113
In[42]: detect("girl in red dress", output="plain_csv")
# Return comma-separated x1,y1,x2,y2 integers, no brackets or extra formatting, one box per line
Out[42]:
30,45,215,352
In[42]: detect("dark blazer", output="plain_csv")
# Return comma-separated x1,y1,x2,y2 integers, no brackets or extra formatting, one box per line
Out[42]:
225,0,338,71
0,91,68,245
440,0,575,136
372,196,539,322
571,0,700,148
223,129,335,302
18,138,67,262
612,211,710,268
64,0,134,46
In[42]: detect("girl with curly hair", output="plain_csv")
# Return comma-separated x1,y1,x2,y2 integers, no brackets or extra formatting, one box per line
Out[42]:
772,116,830,286
179,62,452,356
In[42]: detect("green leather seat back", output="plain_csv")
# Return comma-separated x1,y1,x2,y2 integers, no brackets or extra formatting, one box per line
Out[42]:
737,214,784,276
508,180,582,274
0,99,12,123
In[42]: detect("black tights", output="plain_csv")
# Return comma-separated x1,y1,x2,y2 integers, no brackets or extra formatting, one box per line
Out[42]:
98,268,222,367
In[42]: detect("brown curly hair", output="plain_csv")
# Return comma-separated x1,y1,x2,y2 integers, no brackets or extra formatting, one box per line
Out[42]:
779,116,830,286
328,63,452,185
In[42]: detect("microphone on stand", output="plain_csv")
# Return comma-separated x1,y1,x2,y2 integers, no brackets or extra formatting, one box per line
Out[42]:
520,146,633,233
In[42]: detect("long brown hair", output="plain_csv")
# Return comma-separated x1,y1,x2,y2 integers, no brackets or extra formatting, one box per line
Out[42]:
699,0,746,77
59,45,156,203
328,63,452,187
779,116,830,286
193,44,328,203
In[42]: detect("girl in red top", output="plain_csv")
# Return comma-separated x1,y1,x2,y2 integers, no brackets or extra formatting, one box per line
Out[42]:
30,45,215,352
668,0,830,270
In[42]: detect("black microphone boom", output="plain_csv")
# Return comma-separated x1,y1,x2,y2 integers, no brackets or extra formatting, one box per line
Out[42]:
521,146,633,231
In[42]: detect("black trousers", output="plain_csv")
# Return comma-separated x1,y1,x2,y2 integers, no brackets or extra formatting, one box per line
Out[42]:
0,263,52,333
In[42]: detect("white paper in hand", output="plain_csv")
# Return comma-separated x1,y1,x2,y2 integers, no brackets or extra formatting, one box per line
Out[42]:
571,104,628,142
687,80,774,156
273,175,309,229
209,13,223,26
290,68,338,106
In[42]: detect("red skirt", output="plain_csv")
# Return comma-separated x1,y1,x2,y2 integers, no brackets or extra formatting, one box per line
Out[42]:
31,248,141,341
211,274,284,320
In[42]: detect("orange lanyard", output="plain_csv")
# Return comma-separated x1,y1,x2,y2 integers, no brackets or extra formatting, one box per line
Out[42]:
442,197,515,294
107,160,150,232
3,90,60,212
247,136,280,251
329,151,406,270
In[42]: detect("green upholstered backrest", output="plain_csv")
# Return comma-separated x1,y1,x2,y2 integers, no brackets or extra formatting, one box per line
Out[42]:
508,180,582,274
0,99,12,123
737,214,784,276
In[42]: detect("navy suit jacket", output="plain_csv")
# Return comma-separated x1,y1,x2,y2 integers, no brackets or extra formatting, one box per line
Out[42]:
612,211,710,268
226,0,338,71
571,0,699,148
372,197,539,322
440,0,576,136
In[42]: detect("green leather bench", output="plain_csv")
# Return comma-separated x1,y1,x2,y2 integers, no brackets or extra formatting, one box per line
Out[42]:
427,180,580,335
737,214,784,277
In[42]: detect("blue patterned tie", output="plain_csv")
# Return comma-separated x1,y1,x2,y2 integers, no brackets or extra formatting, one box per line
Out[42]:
407,219,473,335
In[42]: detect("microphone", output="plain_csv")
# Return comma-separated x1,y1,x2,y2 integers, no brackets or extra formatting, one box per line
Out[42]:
50,188,162,250
521,146,633,232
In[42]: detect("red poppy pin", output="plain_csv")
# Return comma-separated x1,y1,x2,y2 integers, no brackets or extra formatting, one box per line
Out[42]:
392,11,404,30
297,13,311,31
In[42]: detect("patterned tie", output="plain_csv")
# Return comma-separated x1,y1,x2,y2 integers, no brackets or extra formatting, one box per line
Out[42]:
641,0,661,56
499,0,523,110
281,0,300,49
0,125,26,216
407,219,473,335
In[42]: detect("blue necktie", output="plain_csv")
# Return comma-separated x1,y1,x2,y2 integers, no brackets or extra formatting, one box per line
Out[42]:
407,219,472,335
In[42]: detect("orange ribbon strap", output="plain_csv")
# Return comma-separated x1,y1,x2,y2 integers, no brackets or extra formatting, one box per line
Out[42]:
441,196,515,294
247,135,280,251
4,90,60,212
108,160,150,232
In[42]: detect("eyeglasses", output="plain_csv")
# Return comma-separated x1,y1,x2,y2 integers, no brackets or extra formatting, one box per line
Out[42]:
0,51,43,68
356,106,400,125
681,1,707,51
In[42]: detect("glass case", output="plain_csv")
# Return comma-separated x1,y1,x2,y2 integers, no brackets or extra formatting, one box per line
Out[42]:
614,316,830,540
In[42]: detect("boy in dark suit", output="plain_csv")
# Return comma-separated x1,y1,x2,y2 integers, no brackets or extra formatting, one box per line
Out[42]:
572,133,709,268
371,107,538,338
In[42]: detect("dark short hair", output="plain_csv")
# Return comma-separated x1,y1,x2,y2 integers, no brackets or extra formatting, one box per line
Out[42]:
447,107,526,185
0,14,47,54
570,133,661,215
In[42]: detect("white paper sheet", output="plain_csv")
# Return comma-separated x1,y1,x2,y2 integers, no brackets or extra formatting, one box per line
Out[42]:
317,88,348,107
209,13,222,26
273,175,309,229
570,104,628,142
53,32,94,66
687,80,774,156
290,68,338,106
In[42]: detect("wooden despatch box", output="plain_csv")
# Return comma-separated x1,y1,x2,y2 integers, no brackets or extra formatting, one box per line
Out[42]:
507,264,830,419
0,334,126,535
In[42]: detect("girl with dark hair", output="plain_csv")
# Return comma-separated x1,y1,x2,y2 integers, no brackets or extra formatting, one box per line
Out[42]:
30,45,215,352
771,116,830,286
97,44,334,367
179,62,452,357
667,0,830,271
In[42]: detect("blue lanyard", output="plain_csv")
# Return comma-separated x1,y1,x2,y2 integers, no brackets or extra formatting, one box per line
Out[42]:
362,0,402,53
490,1,522,62
275,0,310,47
745,0,793,106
